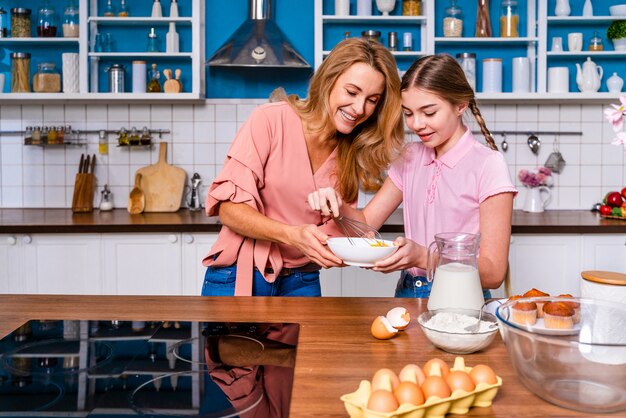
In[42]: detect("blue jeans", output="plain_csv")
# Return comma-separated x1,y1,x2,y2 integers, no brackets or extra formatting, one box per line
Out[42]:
201,264,321,297
394,270,492,299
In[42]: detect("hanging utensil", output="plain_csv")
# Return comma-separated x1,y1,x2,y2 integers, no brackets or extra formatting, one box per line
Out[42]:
501,133,509,152
544,136,566,173
527,133,541,155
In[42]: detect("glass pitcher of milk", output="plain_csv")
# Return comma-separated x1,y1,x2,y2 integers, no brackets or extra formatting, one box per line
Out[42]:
426,232,484,311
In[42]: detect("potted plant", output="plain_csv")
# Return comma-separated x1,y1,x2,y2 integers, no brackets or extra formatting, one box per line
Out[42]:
607,20,626,51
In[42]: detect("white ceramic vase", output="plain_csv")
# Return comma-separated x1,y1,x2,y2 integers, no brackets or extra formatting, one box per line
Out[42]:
523,186,552,213
612,38,626,51
555,0,571,16
376,0,396,15
607,72,624,93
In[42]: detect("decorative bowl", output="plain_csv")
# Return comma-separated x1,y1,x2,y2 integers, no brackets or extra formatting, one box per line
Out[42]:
417,308,499,354
609,4,626,16
496,297,626,413
326,237,397,267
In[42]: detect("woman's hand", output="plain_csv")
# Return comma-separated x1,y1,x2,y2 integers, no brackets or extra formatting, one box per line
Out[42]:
286,224,343,268
371,236,426,273
307,187,344,217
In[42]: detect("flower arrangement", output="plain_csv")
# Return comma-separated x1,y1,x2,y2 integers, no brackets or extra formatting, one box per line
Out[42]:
604,95,626,153
518,167,553,188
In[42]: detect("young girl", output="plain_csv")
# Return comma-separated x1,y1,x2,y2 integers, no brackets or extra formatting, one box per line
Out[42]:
201,38,405,297
308,54,517,298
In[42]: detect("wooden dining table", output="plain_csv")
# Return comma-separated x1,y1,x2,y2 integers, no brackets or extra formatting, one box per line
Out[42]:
0,294,618,418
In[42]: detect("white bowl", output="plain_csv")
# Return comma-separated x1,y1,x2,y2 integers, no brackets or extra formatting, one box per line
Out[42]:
610,4,626,16
326,237,397,267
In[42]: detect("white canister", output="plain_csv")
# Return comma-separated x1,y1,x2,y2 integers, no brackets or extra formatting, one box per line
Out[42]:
607,72,624,93
581,271,626,305
548,67,569,93
335,0,350,15
357,0,372,16
512,56,530,93
62,53,80,93
482,58,502,93
132,60,147,93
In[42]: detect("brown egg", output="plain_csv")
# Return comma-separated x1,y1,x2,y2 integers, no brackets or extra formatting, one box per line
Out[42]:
367,389,400,412
421,375,451,400
445,370,476,392
371,368,400,392
393,381,425,406
398,363,426,386
469,364,498,385
370,316,398,340
423,358,450,378
386,307,411,330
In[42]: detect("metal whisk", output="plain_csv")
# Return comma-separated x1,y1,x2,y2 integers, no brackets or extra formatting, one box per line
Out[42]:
330,210,383,246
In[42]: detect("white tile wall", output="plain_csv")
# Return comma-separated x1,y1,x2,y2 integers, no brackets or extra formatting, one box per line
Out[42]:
0,100,624,210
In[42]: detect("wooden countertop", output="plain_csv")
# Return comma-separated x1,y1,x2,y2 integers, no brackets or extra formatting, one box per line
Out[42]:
0,295,615,418
0,208,624,234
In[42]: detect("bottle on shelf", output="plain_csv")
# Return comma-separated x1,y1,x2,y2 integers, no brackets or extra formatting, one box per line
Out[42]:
47,125,57,144
56,126,64,144
588,31,603,51
151,0,162,18
118,0,129,17
103,0,115,17
99,130,108,154
170,0,179,18
24,127,33,145
118,127,129,146
582,0,593,17
475,0,492,38
443,0,463,38
129,127,140,145
62,0,79,38
147,27,159,52
37,0,58,37
147,63,162,92
500,0,518,38
166,22,179,53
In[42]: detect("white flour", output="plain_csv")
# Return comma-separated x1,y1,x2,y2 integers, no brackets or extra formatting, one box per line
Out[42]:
425,312,495,333
421,312,498,354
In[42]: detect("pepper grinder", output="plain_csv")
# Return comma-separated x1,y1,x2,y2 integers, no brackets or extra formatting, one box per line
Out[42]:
99,184,113,211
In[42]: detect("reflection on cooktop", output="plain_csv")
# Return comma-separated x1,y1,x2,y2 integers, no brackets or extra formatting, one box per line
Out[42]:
0,320,299,417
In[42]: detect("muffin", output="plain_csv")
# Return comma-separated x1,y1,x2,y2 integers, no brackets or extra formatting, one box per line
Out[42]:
509,295,538,325
523,288,550,318
542,301,575,329
557,294,580,324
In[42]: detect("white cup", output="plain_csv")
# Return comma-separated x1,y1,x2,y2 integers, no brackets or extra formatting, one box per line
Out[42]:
482,58,502,93
512,57,530,93
551,36,563,52
568,32,583,52
548,67,570,93
0,73,5,93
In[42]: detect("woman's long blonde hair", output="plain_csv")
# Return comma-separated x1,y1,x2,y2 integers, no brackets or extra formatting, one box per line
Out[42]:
285,38,405,203
401,54,497,150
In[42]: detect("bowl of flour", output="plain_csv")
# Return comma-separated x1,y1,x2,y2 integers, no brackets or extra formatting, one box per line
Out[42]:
417,309,499,354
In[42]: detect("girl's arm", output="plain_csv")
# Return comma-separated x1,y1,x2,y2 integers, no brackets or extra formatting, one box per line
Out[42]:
219,202,342,268
477,192,515,289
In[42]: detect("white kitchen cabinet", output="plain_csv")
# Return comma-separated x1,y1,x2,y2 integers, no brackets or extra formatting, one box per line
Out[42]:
509,234,582,296
582,234,626,273
181,232,218,296
102,233,183,295
0,234,27,293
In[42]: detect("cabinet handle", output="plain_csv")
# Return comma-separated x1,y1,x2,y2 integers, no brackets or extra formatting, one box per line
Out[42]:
22,235,32,244
7,236,17,245
168,234,178,243
183,234,194,244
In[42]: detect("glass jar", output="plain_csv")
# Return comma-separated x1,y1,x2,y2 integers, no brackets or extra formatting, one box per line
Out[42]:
361,30,381,43
104,0,116,17
456,52,476,91
63,0,79,38
129,127,140,146
588,31,603,51
118,0,129,17
402,0,421,16
37,0,58,37
147,27,159,52
0,8,7,38
10,8,32,38
443,0,463,38
33,62,61,93
475,0,492,37
147,63,162,92
10,52,31,92
500,0,519,38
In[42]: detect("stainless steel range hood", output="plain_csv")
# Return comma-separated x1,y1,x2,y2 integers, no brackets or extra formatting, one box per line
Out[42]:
207,0,311,68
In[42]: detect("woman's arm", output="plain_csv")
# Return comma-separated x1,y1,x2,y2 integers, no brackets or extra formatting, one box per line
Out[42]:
477,192,514,289
219,202,342,268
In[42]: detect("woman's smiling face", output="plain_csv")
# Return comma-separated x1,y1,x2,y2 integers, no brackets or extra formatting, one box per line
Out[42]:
328,62,385,134
401,87,468,156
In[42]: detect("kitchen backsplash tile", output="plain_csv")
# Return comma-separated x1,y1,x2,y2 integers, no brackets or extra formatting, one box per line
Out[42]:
1,100,624,211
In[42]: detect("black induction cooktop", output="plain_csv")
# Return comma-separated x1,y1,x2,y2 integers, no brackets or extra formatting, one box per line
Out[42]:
0,320,299,417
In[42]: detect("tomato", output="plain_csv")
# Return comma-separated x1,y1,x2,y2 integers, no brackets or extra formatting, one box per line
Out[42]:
606,192,624,208
599,205,613,216
622,187,626,200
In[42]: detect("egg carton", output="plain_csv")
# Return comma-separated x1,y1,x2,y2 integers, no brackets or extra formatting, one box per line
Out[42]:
340,361,502,418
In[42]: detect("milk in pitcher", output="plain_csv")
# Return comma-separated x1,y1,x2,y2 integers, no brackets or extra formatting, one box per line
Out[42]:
427,262,484,311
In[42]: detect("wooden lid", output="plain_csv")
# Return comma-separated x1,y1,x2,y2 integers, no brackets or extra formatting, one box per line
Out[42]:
581,270,626,286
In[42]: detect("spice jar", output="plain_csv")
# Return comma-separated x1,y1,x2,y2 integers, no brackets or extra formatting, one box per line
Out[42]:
10,8,32,38
588,31,603,51
37,0,58,37
402,0,421,16
0,8,7,38
34,62,61,93
500,0,519,38
361,30,381,43
10,52,31,92
63,0,79,38
443,0,463,38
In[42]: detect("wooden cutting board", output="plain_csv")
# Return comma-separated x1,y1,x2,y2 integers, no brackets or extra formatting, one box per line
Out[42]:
135,142,186,212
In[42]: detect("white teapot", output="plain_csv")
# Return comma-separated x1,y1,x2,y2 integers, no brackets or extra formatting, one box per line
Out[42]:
576,57,603,92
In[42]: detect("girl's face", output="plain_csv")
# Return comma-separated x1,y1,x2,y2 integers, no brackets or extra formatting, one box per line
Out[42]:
401,87,468,156
328,62,385,135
